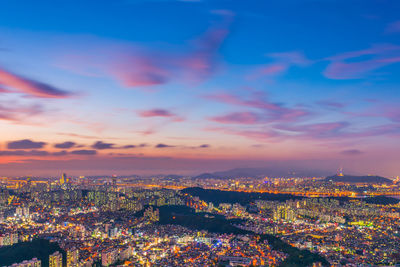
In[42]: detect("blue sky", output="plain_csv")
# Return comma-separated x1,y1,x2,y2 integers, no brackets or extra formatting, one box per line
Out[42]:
0,0,399,176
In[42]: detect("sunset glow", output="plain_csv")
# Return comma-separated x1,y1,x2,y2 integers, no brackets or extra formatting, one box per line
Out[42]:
0,0,399,176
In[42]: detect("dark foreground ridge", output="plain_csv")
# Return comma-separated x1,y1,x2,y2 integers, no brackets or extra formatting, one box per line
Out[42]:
182,187,400,205
157,205,329,267
0,239,65,267
181,187,304,205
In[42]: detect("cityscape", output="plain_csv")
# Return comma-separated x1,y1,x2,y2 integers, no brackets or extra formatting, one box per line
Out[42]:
1,172,400,266
1,0,400,266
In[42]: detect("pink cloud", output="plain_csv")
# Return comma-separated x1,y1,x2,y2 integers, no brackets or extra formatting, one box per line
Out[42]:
302,122,349,136
208,120,398,145
205,91,310,122
259,64,287,75
249,51,311,80
138,108,184,122
206,126,278,142
206,119,390,144
381,107,400,123
324,44,400,79
205,92,280,110
342,103,400,124
331,124,400,139
248,64,288,80
276,122,350,139
57,12,232,89
111,56,169,87
112,25,230,87
325,61,388,79
326,44,398,61
0,87,12,93
139,109,174,118
0,101,44,123
112,25,229,87
177,27,229,83
136,129,157,136
209,112,261,124
278,121,400,140
341,149,363,155
0,68,71,98
204,92,388,144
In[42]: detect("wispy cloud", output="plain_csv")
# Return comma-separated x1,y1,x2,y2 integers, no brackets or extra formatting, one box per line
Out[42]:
155,143,175,148
206,126,278,142
316,100,346,109
57,132,122,140
341,149,364,155
111,55,169,87
58,11,232,89
277,121,350,139
385,21,400,34
209,112,262,125
0,68,72,98
138,108,184,121
324,44,400,79
249,51,311,80
254,64,287,77
110,24,230,87
0,101,44,123
205,90,310,122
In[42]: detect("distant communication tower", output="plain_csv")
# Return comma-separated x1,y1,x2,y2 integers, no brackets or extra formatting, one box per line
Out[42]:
338,167,344,176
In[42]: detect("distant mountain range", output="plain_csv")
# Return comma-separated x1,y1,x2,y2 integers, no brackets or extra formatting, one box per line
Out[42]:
192,167,330,179
325,174,393,184
193,173,222,179
81,170,393,184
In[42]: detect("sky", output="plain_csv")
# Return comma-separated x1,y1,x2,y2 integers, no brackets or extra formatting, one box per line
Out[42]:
0,0,400,177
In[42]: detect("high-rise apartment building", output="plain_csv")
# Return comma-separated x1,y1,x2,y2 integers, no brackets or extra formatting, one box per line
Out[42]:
49,251,62,267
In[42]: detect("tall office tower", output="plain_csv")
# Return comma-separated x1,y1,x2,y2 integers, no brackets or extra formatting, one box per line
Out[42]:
60,173,67,185
66,248,79,267
49,251,62,267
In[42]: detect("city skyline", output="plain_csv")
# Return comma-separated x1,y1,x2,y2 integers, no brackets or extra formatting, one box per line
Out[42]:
1,0,400,177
